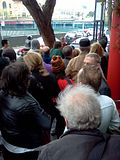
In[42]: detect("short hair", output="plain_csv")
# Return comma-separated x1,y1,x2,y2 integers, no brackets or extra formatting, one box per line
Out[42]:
0,62,30,96
77,65,102,92
1,39,8,47
99,39,107,50
56,84,101,130
90,42,104,57
62,45,73,57
85,53,101,64
2,48,16,62
31,39,40,50
72,48,80,58
53,41,61,49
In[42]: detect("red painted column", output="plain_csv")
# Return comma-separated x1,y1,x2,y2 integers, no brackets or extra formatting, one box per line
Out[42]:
107,8,120,112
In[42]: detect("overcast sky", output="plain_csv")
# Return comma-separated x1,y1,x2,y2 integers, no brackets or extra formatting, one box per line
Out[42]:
55,0,95,11
39,0,95,11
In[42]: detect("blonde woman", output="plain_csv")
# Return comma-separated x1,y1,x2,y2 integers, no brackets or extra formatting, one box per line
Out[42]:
23,52,65,138
23,52,60,115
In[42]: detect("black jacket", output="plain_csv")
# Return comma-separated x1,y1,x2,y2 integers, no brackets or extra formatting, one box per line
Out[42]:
38,129,120,160
28,70,60,115
0,91,51,149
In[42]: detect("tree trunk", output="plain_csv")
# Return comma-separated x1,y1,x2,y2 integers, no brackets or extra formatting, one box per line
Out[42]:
17,0,56,48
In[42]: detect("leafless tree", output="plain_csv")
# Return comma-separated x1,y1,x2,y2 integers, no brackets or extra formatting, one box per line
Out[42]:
13,0,56,48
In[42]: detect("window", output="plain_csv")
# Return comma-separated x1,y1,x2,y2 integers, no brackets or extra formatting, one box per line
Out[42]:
9,4,11,8
2,1,7,9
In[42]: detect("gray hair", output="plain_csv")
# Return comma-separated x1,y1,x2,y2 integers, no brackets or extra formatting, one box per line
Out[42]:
31,39,40,50
56,84,101,130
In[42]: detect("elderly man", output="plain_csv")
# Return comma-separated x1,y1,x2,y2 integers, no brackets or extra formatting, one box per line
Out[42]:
37,85,120,160
65,38,90,82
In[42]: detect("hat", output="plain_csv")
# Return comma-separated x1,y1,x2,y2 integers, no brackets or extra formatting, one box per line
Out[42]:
79,38,90,48
51,56,65,73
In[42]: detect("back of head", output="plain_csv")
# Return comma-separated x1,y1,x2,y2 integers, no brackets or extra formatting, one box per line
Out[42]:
0,62,30,96
27,35,32,40
90,42,104,57
31,39,40,51
62,45,73,58
99,39,107,51
77,65,102,92
56,84,101,130
51,55,65,73
23,52,48,76
2,48,16,62
79,38,90,52
53,41,62,49
42,46,50,54
72,48,80,58
1,39,8,48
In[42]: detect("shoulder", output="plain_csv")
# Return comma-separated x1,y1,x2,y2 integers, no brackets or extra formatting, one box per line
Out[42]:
104,135,120,159
97,95,116,109
66,56,79,67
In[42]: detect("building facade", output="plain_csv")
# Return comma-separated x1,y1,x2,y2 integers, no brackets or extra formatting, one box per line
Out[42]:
0,0,30,19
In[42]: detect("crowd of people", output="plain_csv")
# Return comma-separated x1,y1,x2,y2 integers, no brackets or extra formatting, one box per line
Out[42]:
0,35,120,160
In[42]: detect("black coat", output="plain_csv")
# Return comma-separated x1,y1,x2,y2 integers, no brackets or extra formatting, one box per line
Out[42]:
28,70,60,116
0,91,51,149
38,129,120,160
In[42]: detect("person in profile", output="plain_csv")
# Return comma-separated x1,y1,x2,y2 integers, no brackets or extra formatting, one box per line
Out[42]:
38,84,120,160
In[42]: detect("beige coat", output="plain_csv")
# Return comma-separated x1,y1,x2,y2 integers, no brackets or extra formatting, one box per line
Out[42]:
65,51,88,82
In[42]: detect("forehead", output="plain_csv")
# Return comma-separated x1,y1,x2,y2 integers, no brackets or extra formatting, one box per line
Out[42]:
84,56,96,65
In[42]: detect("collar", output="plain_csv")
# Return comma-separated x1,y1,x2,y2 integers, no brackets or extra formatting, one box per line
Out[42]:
61,129,106,139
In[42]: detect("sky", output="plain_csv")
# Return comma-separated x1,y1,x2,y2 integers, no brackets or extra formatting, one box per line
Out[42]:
55,0,95,11
39,0,95,12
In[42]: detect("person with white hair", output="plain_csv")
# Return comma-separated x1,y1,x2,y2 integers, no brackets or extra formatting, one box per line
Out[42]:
37,85,120,160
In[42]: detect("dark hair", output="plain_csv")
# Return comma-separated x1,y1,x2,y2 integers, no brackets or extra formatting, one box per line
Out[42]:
1,39,8,47
27,35,32,40
2,48,16,62
0,62,30,96
99,39,107,51
53,41,62,49
62,46,73,58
